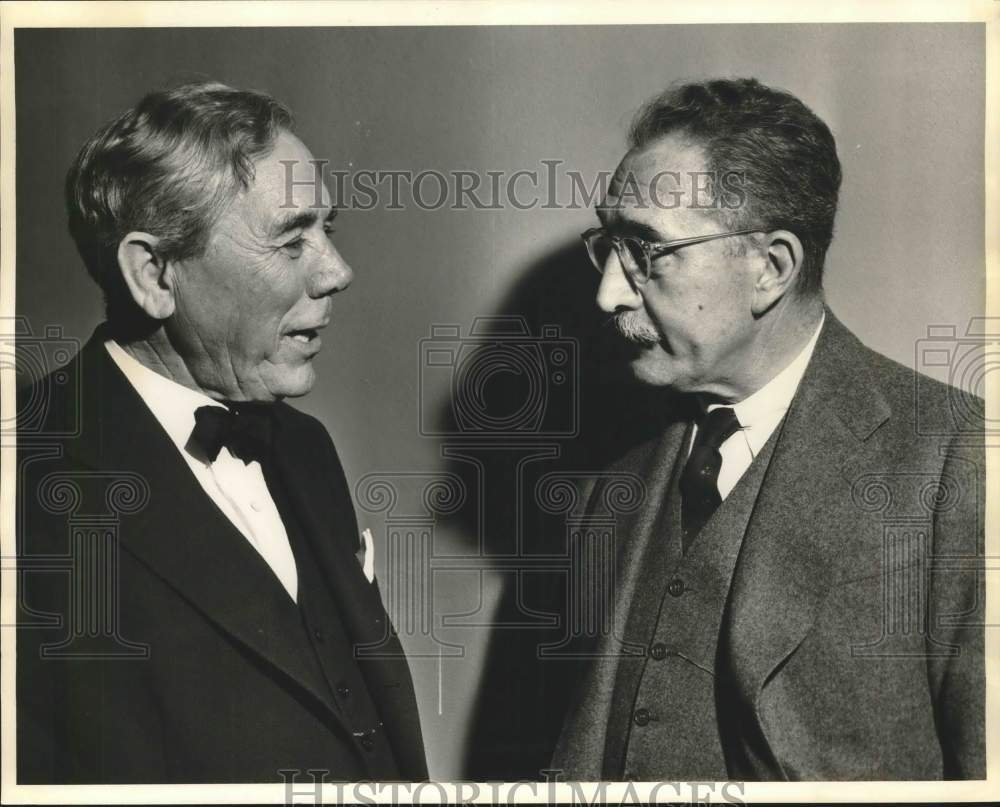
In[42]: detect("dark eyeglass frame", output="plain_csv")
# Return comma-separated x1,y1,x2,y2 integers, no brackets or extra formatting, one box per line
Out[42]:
581,226,763,285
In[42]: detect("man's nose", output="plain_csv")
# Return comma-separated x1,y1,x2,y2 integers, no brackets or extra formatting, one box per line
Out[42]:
595,253,643,314
308,240,354,298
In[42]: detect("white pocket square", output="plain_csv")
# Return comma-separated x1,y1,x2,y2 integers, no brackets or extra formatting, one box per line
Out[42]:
356,528,376,583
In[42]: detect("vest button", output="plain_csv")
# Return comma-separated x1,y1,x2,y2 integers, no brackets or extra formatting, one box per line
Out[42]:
649,642,668,660
336,682,350,698
667,578,685,597
313,629,324,642
633,707,651,726
360,736,375,751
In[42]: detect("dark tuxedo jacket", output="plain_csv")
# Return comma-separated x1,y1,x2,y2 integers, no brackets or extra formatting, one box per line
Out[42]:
554,310,985,780
16,331,428,783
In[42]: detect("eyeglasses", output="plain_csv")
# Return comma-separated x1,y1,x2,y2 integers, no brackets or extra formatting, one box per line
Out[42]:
581,226,762,286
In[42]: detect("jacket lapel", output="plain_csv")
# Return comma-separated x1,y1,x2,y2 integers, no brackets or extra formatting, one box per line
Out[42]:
726,310,891,705
269,408,428,779
553,406,691,778
67,333,351,732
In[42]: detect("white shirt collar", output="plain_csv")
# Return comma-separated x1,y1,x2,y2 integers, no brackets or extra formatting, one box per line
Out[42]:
706,312,825,451
104,338,226,462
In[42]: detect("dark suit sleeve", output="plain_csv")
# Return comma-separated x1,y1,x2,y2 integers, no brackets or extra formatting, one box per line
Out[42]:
926,433,986,778
16,445,68,783
17,565,68,782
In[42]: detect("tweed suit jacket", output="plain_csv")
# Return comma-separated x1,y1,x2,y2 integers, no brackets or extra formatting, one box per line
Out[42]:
553,309,985,780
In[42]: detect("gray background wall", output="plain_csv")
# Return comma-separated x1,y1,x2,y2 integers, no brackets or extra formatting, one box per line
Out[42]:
15,24,985,778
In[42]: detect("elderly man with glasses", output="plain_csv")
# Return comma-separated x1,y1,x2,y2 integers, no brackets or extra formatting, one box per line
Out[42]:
552,78,984,782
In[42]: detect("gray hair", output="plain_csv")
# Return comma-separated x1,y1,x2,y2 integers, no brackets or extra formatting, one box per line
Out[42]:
65,80,294,336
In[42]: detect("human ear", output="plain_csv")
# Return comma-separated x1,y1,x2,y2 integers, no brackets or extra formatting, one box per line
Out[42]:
116,233,176,320
751,229,804,315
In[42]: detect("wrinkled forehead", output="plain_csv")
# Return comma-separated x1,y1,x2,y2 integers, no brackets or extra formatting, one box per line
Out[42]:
226,131,333,235
253,131,333,210
599,135,710,224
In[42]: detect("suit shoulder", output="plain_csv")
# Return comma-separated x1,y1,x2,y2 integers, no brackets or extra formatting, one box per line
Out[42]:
849,332,983,438
274,401,343,454
16,350,83,439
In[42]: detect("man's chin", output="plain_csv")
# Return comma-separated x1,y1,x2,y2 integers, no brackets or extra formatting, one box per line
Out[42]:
262,365,316,400
626,346,685,388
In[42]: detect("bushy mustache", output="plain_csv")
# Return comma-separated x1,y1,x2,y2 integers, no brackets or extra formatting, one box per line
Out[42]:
608,311,662,346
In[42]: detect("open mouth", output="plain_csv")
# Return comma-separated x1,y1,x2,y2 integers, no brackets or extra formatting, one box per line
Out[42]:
286,328,319,344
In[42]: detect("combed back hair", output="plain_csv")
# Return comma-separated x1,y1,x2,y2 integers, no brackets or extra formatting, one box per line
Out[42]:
66,81,294,336
628,78,841,296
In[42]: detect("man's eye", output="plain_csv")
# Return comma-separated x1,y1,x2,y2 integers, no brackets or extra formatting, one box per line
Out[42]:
323,224,337,241
651,246,678,263
282,236,306,256
647,249,677,277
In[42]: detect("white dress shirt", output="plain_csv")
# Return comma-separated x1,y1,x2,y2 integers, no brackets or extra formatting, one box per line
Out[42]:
105,340,299,602
689,313,825,500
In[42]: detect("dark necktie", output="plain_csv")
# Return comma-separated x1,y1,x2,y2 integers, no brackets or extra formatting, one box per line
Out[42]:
679,406,741,550
189,401,276,465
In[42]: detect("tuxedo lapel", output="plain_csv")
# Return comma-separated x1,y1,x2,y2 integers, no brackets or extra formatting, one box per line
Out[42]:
269,408,428,778
726,311,891,705
66,334,351,732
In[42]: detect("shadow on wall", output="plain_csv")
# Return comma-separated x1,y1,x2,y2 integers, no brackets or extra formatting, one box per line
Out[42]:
426,240,683,779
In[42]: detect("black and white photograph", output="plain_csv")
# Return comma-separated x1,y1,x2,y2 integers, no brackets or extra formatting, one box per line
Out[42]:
1,1,996,804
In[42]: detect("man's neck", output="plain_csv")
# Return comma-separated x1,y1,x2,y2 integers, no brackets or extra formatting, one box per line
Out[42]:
714,296,825,404
118,329,221,400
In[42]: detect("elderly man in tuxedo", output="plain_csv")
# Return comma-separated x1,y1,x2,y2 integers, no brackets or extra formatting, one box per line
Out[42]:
552,78,985,781
17,82,427,783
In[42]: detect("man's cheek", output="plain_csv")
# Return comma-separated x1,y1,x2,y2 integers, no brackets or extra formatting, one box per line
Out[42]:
643,301,676,340
681,277,724,316
250,254,298,287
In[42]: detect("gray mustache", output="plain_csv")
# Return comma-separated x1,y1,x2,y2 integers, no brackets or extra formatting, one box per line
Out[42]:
611,311,661,346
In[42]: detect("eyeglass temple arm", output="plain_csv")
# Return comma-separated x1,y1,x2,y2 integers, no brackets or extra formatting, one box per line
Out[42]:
648,228,761,255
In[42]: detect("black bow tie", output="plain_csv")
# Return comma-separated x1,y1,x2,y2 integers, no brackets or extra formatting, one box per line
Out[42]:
189,401,277,465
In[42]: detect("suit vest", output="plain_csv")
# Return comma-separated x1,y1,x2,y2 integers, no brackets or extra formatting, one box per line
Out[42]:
601,423,782,780
263,464,402,779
